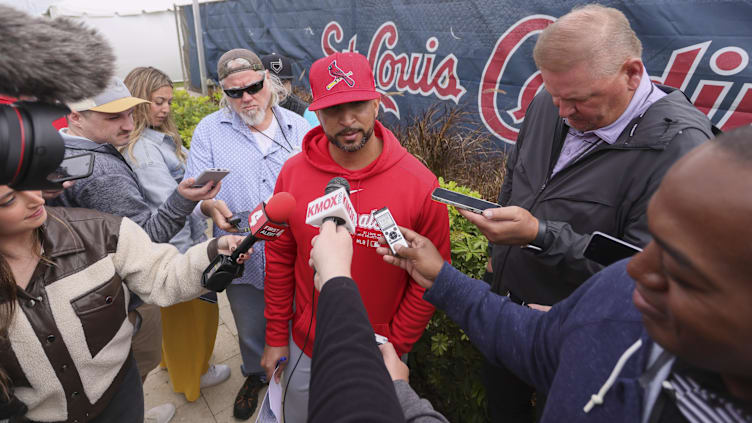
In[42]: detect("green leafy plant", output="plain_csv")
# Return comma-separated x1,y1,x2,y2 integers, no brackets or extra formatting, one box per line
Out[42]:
392,104,506,201
406,178,490,423
172,89,221,148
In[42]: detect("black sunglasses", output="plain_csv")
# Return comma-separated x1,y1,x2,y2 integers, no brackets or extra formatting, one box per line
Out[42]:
223,78,265,99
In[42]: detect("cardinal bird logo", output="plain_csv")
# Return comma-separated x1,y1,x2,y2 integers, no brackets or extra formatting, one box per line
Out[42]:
326,60,355,90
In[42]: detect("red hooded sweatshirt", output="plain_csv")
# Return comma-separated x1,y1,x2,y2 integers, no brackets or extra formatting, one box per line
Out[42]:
264,120,451,357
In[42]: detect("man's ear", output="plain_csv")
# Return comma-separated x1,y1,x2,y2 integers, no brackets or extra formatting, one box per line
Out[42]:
67,111,81,127
623,58,643,91
370,97,380,116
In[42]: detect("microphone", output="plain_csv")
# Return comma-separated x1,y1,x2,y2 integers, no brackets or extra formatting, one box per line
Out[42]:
305,177,357,234
0,5,114,102
202,192,296,292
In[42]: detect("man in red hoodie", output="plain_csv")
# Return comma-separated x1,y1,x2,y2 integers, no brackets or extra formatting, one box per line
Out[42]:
261,52,451,422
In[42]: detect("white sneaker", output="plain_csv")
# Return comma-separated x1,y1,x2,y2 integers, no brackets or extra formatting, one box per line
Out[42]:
144,403,175,423
200,364,231,389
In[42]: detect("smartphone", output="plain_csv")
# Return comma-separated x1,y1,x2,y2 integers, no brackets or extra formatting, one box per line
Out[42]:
192,168,230,188
371,207,409,255
431,187,500,214
583,231,642,266
46,152,95,183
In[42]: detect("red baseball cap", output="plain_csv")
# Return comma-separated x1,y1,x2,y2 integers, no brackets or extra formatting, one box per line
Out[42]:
308,52,381,111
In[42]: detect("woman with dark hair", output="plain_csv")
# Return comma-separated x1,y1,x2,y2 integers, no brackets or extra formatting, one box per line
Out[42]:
123,67,231,404
0,187,245,422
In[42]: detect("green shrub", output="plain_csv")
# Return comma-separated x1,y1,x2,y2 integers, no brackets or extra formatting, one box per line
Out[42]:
172,89,221,148
407,178,489,423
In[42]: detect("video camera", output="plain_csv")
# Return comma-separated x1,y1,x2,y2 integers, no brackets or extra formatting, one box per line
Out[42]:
0,4,115,190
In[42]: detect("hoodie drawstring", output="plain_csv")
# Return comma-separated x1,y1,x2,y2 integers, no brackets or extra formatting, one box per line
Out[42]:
583,338,643,413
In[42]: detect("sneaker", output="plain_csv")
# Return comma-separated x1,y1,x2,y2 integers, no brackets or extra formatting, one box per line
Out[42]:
232,374,267,420
199,364,231,389
144,403,175,423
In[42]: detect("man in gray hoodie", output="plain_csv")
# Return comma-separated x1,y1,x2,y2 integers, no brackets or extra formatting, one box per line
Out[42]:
48,77,220,423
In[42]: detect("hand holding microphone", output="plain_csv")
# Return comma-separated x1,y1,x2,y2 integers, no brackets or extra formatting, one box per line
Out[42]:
309,220,353,291
202,192,296,292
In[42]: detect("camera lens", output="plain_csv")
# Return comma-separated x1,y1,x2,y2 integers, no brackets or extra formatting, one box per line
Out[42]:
0,101,68,189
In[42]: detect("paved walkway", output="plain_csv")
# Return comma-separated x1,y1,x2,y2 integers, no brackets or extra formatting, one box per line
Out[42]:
143,292,268,422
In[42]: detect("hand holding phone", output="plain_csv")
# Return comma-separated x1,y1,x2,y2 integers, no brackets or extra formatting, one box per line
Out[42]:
192,168,230,188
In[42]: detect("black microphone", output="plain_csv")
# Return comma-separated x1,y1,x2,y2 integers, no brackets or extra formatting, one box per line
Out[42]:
0,5,115,102
202,193,296,292
323,177,351,226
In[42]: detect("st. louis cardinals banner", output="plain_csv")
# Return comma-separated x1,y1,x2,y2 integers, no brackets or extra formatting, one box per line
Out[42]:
182,0,752,150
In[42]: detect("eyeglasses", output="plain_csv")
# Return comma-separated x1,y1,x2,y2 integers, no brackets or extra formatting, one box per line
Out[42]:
223,78,264,99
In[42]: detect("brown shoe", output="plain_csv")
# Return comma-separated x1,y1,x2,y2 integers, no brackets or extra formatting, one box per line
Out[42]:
233,374,268,420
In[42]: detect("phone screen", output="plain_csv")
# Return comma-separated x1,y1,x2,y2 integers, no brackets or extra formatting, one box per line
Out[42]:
431,188,500,213
47,153,94,183
583,232,642,266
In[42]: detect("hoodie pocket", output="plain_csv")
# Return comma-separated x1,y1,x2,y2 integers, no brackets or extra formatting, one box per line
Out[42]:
70,275,127,358
293,301,315,342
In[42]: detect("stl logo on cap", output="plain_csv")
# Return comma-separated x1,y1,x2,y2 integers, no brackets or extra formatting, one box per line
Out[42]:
326,60,355,90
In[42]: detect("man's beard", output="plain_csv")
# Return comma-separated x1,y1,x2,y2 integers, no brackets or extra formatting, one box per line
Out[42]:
239,106,267,127
235,95,272,127
327,126,374,152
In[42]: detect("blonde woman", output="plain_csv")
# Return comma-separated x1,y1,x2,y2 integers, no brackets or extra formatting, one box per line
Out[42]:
123,67,230,403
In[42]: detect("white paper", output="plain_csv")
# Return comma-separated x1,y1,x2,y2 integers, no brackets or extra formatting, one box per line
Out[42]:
255,366,284,423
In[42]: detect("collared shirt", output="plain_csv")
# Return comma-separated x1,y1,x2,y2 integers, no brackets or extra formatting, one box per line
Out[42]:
641,344,752,423
552,68,668,175
185,105,310,289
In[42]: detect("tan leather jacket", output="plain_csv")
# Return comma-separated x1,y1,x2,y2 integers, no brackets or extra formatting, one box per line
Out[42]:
0,207,217,422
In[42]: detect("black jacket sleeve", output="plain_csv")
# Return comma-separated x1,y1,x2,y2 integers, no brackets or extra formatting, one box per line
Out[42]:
308,277,406,423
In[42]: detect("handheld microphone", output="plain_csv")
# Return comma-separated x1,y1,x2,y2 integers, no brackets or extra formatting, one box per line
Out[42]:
0,5,114,102
305,177,357,233
202,192,296,292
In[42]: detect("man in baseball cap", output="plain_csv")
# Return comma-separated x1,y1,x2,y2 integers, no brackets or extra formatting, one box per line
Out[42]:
185,47,311,420
260,52,311,118
51,76,221,423
261,52,451,423
66,77,148,146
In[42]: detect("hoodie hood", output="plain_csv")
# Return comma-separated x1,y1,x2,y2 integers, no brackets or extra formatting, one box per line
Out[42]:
301,120,408,182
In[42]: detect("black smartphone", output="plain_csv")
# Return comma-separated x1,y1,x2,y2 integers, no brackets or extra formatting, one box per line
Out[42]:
583,231,642,266
46,152,95,183
431,187,500,214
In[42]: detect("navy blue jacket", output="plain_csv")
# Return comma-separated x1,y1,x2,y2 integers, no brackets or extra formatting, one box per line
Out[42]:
425,259,655,422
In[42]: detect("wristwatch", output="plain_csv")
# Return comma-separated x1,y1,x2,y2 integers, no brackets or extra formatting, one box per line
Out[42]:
522,219,547,252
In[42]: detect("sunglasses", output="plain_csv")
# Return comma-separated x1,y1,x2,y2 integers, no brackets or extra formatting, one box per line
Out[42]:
223,78,264,99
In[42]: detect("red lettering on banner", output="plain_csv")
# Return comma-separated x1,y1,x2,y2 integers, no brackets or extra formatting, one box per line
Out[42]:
508,71,544,124
479,15,556,144
322,20,466,119
322,22,344,56
652,41,711,91
690,80,733,119
717,83,752,131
